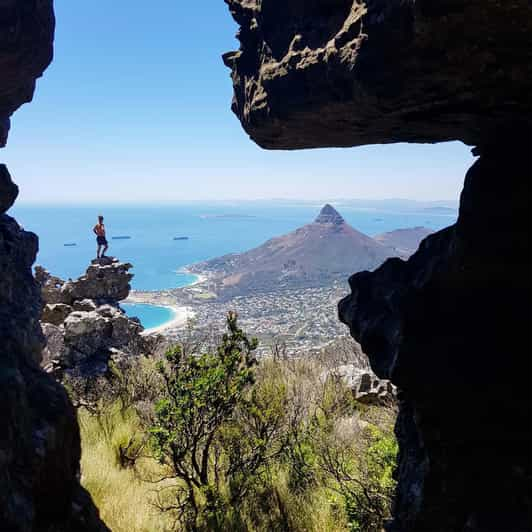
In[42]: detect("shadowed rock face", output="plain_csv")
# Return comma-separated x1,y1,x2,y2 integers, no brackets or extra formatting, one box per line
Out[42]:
340,141,532,531
224,0,531,149
0,185,108,532
224,2,532,530
0,2,107,530
0,0,55,147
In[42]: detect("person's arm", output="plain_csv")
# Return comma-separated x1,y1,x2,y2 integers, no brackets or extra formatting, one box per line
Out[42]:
93,225,98,235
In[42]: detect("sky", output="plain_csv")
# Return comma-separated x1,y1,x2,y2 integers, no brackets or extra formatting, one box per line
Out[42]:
4,0,474,204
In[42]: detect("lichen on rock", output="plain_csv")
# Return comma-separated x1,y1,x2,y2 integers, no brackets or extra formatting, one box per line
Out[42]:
224,0,532,150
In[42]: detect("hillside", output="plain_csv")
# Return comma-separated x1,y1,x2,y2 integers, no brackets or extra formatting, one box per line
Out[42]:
374,227,433,257
190,205,398,297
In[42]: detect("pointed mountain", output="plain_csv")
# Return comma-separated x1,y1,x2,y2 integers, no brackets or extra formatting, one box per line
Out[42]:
190,205,399,298
314,204,345,225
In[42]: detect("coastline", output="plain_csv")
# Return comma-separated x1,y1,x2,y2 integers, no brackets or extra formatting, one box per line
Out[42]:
179,268,208,287
124,294,196,335
123,266,209,334
141,305,193,335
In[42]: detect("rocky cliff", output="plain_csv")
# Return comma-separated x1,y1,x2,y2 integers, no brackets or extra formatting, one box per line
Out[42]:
224,2,532,531
37,258,165,380
0,170,108,531
0,2,107,530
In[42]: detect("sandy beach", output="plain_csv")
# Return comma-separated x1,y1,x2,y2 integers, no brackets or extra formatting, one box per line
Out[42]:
124,292,196,335
141,305,193,335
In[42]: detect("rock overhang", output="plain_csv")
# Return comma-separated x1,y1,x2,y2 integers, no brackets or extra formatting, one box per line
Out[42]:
0,0,55,147
223,0,532,150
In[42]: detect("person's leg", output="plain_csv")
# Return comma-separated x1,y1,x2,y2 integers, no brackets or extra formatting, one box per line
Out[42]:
102,242,108,257
97,244,101,259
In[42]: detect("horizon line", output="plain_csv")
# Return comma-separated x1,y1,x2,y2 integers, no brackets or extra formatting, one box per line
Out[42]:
13,197,459,206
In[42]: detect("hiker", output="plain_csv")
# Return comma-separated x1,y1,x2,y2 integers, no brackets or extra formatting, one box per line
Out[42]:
93,215,108,259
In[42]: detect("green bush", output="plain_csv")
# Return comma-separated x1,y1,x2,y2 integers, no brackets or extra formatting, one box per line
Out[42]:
340,426,398,532
150,312,259,530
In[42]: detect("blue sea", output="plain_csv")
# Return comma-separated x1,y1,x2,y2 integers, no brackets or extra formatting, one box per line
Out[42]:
121,303,175,330
12,201,457,327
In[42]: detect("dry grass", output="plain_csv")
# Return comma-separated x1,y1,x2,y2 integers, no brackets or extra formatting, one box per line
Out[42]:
78,351,396,532
79,405,174,532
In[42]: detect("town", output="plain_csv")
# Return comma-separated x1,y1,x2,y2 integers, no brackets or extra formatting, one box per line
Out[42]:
129,280,352,355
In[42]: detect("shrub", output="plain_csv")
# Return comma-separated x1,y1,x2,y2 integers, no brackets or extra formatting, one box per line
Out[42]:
77,318,398,532
150,312,259,529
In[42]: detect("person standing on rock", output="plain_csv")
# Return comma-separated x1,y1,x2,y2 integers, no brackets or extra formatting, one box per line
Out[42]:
93,215,109,259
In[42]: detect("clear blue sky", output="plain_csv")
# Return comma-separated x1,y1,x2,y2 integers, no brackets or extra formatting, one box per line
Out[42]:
4,0,473,203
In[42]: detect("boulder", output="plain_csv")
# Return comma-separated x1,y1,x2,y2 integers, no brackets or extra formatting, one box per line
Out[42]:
339,139,532,532
37,259,133,307
41,303,73,326
49,304,146,378
92,256,116,266
35,266,74,305
73,298,98,312
64,259,133,303
41,322,67,372
0,165,17,213
64,311,113,356
332,365,396,406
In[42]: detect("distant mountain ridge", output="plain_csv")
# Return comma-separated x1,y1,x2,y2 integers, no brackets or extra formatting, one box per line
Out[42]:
374,226,433,257
190,205,433,298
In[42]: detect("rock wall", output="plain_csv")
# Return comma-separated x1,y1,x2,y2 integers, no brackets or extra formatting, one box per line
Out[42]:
0,170,108,531
0,2,107,530
224,2,532,531
340,140,532,531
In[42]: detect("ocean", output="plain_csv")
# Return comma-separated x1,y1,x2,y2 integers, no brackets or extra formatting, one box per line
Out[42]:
121,303,175,330
11,201,457,328
12,201,457,292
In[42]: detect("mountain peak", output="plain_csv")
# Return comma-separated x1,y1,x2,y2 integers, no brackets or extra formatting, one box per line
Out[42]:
315,204,344,225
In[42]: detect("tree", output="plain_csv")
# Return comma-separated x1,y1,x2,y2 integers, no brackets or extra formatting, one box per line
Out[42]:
150,312,258,530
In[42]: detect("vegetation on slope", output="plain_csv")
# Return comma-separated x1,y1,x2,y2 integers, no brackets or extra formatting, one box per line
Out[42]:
75,316,397,531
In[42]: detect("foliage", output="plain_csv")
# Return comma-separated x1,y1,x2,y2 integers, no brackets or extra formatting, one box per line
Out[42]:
77,320,398,532
318,422,398,532
150,312,259,529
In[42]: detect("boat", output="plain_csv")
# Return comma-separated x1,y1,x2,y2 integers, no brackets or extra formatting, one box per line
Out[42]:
63,243,77,247
111,236,132,240
173,236,190,241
